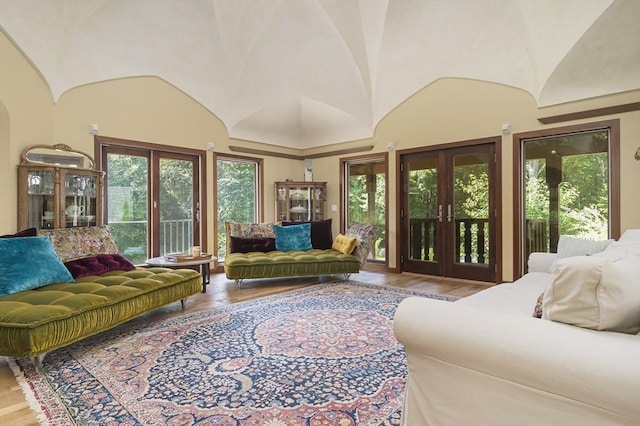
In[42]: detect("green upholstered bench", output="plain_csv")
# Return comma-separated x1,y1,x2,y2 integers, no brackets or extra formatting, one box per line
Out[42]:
0,267,201,367
224,249,360,285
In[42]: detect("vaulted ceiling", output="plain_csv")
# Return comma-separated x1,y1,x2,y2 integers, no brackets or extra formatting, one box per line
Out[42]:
1,0,638,149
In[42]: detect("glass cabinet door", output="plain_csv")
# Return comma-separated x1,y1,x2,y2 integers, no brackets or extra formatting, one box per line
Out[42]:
25,168,56,229
289,185,310,221
311,186,325,220
63,171,99,227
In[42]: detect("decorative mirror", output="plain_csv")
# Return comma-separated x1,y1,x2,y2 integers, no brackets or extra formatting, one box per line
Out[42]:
21,144,95,170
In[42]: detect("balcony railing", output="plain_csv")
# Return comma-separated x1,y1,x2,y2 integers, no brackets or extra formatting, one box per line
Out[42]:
107,219,193,264
409,217,490,264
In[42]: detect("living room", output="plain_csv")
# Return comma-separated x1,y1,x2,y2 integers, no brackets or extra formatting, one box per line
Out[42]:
1,1,639,425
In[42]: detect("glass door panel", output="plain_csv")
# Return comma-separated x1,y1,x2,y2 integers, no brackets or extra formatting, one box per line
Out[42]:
106,153,149,265
159,157,195,255
345,159,386,262
404,154,440,275
450,151,492,280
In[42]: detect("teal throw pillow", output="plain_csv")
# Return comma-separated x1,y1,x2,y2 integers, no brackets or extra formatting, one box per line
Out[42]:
0,236,74,296
273,223,312,251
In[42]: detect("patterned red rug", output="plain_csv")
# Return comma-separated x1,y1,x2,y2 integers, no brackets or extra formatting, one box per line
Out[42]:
10,281,456,425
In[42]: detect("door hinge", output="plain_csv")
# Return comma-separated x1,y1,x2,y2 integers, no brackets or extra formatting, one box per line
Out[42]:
400,208,404,219
400,163,404,173
400,255,404,263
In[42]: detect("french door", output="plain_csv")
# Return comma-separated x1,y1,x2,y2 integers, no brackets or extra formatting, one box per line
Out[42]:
400,141,498,282
98,138,203,264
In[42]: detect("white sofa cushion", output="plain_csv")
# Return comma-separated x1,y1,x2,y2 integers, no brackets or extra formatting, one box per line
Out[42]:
557,235,614,258
542,255,640,334
458,272,552,316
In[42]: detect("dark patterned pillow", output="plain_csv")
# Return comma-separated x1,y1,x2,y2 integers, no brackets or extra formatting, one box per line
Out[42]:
229,236,277,253
282,219,333,249
0,228,37,238
64,253,136,279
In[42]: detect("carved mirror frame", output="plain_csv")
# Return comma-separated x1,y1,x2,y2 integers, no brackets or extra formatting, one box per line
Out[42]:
20,143,96,170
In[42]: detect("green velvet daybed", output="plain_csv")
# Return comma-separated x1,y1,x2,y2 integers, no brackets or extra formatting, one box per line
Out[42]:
0,226,201,367
223,221,375,285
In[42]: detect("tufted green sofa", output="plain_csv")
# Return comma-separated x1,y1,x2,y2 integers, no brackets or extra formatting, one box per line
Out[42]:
225,249,361,284
0,227,202,367
223,221,375,285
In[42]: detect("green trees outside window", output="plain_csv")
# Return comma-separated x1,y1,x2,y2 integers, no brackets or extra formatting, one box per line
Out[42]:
216,156,260,260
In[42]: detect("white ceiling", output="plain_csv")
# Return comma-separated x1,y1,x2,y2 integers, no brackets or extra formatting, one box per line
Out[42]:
1,0,639,149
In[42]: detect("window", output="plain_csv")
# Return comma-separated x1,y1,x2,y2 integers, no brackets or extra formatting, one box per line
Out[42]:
341,154,387,263
216,154,263,260
513,120,620,277
96,137,205,264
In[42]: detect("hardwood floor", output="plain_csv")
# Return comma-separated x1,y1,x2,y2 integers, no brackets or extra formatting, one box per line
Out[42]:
0,267,490,425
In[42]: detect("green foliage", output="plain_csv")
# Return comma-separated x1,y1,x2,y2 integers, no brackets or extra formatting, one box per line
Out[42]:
524,151,609,244
408,168,437,218
524,159,549,219
347,165,386,260
454,164,488,219
159,158,194,221
216,159,258,258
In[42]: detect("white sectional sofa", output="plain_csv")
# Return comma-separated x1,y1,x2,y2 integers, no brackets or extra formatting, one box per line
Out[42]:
394,229,640,426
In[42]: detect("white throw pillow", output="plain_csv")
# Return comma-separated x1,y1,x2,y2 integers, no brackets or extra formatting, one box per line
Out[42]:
556,235,613,258
619,229,640,243
593,229,640,261
542,256,640,334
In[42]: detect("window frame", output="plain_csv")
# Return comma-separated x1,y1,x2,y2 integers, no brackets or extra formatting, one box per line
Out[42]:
512,119,620,279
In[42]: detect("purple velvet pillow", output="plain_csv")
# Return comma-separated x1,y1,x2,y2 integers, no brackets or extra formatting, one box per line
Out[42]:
229,236,276,253
0,228,37,238
282,219,333,249
64,253,136,279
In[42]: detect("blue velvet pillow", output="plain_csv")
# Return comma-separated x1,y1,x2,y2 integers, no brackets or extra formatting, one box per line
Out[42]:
0,236,74,296
282,219,333,249
273,223,312,251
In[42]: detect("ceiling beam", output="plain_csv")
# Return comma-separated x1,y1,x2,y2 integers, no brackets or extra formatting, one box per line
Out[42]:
538,102,640,124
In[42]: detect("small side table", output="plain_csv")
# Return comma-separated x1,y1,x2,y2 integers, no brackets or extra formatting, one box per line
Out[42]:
145,255,217,293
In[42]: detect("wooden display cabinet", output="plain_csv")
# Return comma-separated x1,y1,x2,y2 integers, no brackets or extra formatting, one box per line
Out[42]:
18,144,104,230
275,181,327,222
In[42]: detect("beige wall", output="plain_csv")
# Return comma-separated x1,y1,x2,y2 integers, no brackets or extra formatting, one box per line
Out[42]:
2,30,639,281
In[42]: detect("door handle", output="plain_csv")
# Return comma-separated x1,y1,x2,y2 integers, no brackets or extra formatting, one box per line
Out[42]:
447,204,453,222
437,204,443,222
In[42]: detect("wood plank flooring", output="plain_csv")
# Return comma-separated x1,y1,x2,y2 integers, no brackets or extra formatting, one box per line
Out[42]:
0,267,490,425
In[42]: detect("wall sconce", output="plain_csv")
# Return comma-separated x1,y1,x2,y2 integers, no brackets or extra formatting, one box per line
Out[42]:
636,146,640,161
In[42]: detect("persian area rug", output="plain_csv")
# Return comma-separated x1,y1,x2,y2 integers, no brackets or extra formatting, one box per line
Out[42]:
10,281,456,426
